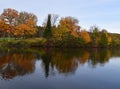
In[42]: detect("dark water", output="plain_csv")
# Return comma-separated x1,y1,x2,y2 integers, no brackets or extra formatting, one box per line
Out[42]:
0,48,120,89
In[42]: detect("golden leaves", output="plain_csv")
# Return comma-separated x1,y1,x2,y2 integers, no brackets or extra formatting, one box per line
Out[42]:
79,30,91,43
14,23,36,36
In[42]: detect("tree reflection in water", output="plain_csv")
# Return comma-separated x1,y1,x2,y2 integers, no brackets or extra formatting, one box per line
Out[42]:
0,48,119,79
41,48,114,78
0,49,36,80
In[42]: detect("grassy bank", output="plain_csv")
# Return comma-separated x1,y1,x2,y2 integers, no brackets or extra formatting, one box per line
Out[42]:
0,37,120,48
0,38,46,47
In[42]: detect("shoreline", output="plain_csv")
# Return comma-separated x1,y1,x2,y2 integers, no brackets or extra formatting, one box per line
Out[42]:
0,38,120,49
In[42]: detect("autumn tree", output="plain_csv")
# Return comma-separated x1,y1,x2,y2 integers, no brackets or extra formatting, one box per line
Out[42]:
1,8,18,26
13,11,37,38
57,16,80,38
14,24,30,38
16,11,37,25
0,20,11,38
79,30,91,44
43,14,52,39
51,16,87,47
14,24,36,39
0,21,6,37
59,16,79,32
0,8,18,37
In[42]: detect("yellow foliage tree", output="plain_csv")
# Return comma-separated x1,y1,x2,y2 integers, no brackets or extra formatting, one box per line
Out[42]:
79,30,91,43
54,16,80,39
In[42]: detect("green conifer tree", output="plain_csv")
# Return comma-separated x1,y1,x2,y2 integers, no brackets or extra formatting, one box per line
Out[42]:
43,14,52,39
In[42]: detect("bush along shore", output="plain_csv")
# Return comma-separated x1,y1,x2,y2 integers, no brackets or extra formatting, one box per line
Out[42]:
0,8,120,48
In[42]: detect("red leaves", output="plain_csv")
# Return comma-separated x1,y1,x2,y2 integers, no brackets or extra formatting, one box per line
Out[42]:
1,8,18,25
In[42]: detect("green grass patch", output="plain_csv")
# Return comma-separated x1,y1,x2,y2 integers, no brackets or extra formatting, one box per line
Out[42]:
0,37,15,41
0,38,47,47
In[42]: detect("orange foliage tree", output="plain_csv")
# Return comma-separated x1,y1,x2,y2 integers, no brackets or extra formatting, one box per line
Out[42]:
13,11,37,38
0,9,37,38
1,8,18,25
0,8,18,37
14,24,34,38
0,20,11,37
79,30,91,44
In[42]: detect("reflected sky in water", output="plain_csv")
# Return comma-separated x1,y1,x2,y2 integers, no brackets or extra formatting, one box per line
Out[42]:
0,48,120,89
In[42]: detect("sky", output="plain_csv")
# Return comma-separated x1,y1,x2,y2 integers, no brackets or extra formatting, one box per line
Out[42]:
0,0,120,33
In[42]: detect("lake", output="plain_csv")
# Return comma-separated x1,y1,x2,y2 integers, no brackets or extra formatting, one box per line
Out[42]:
0,48,120,89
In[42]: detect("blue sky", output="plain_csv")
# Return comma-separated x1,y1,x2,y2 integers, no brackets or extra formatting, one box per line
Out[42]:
0,0,120,33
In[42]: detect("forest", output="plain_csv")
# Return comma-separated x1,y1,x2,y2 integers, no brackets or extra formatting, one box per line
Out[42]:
0,8,120,48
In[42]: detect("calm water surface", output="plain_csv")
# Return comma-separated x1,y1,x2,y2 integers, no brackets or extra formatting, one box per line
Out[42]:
0,48,120,89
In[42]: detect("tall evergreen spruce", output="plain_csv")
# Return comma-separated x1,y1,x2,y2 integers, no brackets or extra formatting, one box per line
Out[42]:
43,14,52,39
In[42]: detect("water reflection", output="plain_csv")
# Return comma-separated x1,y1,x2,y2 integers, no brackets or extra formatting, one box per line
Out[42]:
0,48,36,79
0,48,119,79
41,49,112,77
89,49,110,67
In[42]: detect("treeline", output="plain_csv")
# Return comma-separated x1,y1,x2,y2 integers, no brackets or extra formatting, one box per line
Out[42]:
0,8,120,47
